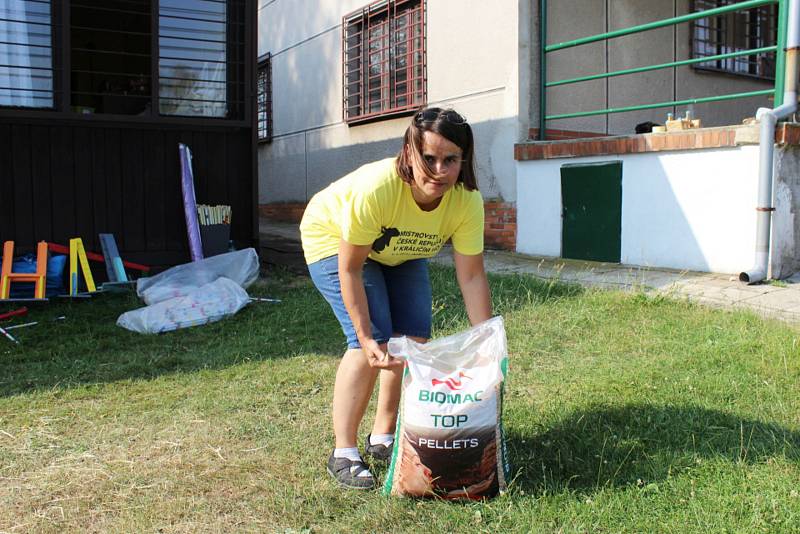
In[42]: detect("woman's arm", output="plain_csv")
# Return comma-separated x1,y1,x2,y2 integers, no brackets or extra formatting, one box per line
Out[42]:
453,251,492,325
338,239,403,368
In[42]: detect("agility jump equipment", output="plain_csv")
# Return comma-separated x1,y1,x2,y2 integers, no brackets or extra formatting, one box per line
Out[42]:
1,241,48,300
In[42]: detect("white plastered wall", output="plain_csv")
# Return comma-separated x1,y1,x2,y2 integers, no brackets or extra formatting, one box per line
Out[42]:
257,0,529,204
516,145,764,274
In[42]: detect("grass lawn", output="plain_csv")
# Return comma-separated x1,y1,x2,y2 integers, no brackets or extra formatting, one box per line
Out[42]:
1,264,799,533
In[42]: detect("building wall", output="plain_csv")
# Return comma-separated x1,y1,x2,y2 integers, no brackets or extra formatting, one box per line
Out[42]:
257,0,529,207
543,0,777,136
515,142,800,276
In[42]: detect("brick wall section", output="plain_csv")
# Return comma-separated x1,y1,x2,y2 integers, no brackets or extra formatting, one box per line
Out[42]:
259,202,306,223
775,123,800,145
514,124,800,161
259,200,517,251
483,200,516,251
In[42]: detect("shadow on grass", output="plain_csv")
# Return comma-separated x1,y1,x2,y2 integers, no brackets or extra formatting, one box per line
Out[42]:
0,268,344,397
0,265,580,397
506,403,800,495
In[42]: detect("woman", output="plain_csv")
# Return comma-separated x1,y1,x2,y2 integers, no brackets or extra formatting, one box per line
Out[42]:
300,107,492,490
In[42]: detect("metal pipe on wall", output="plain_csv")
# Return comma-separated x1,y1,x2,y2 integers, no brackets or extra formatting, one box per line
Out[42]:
740,0,799,283
538,0,547,140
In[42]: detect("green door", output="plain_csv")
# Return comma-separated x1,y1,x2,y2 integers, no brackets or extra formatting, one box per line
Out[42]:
560,161,622,263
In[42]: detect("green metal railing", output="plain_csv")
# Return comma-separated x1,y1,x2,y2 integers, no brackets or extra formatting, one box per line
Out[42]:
539,0,788,139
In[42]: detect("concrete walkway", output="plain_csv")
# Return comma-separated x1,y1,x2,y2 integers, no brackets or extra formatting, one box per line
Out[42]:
260,219,800,324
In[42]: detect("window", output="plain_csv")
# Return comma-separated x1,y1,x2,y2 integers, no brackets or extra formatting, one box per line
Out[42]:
257,53,271,142
159,0,234,118
71,0,151,115
0,0,54,108
343,0,425,123
691,0,777,79
1,0,246,119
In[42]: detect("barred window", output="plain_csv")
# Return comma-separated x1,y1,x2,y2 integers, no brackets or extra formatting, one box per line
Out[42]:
71,0,152,115
159,0,239,118
343,0,425,124
2,0,246,119
691,0,777,79
257,53,271,142
0,0,54,108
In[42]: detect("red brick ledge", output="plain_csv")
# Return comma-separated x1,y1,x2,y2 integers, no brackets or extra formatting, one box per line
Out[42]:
515,123,800,161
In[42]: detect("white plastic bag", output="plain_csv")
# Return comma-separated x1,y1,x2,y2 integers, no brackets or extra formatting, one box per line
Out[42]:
384,316,510,499
118,277,250,334
136,248,259,305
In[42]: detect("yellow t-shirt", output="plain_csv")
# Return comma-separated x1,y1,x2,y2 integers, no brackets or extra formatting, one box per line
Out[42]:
300,158,484,266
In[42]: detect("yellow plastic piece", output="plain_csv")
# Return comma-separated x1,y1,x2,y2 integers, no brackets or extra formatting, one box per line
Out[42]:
69,238,96,295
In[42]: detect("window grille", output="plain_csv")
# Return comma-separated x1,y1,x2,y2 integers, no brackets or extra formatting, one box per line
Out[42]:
159,0,243,118
0,0,54,108
2,0,247,120
257,53,271,142
343,0,425,123
691,0,777,79
71,0,152,115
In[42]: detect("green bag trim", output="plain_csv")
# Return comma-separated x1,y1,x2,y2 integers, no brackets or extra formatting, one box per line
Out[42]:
382,366,408,496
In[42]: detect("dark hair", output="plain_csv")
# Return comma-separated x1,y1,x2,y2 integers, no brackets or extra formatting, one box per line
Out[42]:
395,107,478,191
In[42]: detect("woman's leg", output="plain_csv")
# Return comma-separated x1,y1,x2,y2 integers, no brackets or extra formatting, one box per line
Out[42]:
332,347,381,448
309,257,393,449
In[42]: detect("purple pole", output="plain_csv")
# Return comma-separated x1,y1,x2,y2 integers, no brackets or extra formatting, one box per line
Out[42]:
179,143,204,262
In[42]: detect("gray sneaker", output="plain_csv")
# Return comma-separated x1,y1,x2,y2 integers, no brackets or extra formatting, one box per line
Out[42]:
326,453,375,490
364,434,394,463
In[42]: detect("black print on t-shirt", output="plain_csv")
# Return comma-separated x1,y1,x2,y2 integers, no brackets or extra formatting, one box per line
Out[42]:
394,231,444,255
372,226,400,252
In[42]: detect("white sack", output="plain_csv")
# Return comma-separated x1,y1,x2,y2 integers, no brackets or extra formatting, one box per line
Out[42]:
118,277,250,334
136,248,259,305
384,316,510,499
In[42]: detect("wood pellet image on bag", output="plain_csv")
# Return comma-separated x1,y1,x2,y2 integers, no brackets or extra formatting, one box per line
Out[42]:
384,316,510,499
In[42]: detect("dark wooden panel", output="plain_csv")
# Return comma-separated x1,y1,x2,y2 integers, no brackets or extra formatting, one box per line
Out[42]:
50,126,76,245
190,131,209,203
0,123,14,242
10,125,35,247
120,129,146,251
103,128,124,248
206,131,228,205
227,128,251,246
144,128,166,251
90,128,109,240
163,130,186,251
30,126,53,244
1,119,254,268
73,127,95,248
224,129,241,243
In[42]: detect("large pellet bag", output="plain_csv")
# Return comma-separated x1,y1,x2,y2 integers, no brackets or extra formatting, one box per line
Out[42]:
384,316,510,499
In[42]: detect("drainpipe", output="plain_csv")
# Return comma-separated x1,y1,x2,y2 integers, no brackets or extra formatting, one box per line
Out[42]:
740,0,799,284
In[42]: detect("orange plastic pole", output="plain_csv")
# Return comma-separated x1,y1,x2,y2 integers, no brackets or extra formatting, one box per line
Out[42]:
0,241,48,300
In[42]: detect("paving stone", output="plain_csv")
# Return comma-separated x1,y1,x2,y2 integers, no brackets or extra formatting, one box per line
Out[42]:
739,290,800,310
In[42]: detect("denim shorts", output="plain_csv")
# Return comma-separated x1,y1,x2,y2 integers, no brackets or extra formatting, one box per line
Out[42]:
307,255,432,349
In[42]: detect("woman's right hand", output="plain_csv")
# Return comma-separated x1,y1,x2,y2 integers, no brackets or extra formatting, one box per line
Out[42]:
361,338,404,369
